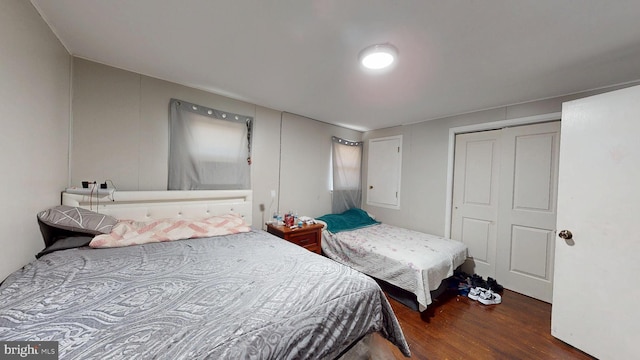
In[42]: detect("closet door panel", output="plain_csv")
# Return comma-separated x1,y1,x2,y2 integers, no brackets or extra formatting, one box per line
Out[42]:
496,121,560,303
451,130,501,278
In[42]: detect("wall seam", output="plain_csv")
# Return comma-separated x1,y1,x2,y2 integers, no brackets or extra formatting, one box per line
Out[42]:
67,56,73,188
277,112,283,213
137,74,142,190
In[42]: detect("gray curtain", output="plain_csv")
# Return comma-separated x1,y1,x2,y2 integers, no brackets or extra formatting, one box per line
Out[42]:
332,136,363,214
168,99,252,190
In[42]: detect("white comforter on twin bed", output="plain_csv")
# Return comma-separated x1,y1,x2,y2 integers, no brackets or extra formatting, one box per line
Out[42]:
321,223,468,311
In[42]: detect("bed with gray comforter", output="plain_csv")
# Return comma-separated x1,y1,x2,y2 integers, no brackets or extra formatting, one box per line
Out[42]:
0,230,410,359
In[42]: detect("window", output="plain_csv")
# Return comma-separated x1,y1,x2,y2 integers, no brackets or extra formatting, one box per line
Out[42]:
168,99,252,190
331,136,363,213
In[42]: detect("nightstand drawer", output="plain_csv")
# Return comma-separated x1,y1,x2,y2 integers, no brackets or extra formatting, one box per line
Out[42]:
266,223,323,254
300,244,320,253
288,231,318,247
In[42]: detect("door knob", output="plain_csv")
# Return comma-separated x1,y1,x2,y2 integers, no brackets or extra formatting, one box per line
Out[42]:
369,185,374,189
558,230,573,240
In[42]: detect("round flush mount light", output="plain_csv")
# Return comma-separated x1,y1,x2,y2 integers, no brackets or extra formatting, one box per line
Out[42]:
359,43,398,70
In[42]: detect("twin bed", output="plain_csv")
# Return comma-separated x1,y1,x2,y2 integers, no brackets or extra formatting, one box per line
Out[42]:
318,209,468,312
0,191,410,359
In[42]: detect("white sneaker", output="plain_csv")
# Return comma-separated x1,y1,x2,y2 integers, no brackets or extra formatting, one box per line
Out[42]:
468,287,486,301
478,289,502,305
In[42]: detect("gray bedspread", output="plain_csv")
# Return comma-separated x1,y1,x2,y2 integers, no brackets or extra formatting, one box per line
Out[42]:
0,230,410,359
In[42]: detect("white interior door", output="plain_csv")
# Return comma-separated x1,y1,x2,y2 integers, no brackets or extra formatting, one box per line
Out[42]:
496,121,560,303
367,136,402,209
451,130,501,278
552,85,640,359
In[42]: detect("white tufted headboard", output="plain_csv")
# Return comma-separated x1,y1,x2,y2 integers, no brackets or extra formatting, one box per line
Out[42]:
62,190,253,226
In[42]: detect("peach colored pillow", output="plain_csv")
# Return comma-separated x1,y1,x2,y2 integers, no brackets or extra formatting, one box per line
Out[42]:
90,213,250,248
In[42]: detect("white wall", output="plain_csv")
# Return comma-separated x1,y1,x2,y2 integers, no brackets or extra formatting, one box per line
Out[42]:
72,58,259,191
0,0,70,279
279,113,362,218
73,58,640,238
362,82,640,237
71,59,357,228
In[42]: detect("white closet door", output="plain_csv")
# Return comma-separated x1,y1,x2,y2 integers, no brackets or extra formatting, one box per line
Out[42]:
451,130,501,278
496,121,560,303
552,85,640,359
451,122,560,302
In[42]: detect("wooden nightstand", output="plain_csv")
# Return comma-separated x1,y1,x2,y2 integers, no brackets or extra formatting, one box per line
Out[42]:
266,222,324,254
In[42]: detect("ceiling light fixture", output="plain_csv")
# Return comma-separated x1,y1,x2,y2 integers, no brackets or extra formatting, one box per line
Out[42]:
359,43,398,70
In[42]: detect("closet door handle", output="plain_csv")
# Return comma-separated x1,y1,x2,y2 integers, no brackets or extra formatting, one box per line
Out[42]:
369,185,374,189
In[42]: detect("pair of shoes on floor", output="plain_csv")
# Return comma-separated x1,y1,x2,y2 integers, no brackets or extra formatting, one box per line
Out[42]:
470,274,488,289
487,277,504,293
467,287,502,305
478,289,501,305
467,287,484,301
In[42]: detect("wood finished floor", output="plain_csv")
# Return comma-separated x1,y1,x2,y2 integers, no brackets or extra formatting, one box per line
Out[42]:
382,289,596,359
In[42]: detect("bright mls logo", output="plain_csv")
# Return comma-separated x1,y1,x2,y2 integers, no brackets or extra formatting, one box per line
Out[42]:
1,342,58,359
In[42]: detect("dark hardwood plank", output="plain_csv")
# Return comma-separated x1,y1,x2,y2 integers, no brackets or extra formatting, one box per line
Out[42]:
383,289,595,359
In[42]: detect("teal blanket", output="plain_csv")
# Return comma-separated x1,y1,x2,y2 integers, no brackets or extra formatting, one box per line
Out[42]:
316,208,380,233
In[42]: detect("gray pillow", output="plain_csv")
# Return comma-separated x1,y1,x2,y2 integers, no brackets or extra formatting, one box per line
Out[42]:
37,205,117,236
36,235,93,258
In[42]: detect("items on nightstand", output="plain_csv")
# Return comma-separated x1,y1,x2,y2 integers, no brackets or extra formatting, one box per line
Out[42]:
284,211,295,227
269,211,316,227
298,216,315,225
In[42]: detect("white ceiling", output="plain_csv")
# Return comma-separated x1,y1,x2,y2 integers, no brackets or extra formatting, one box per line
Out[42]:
31,0,640,131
